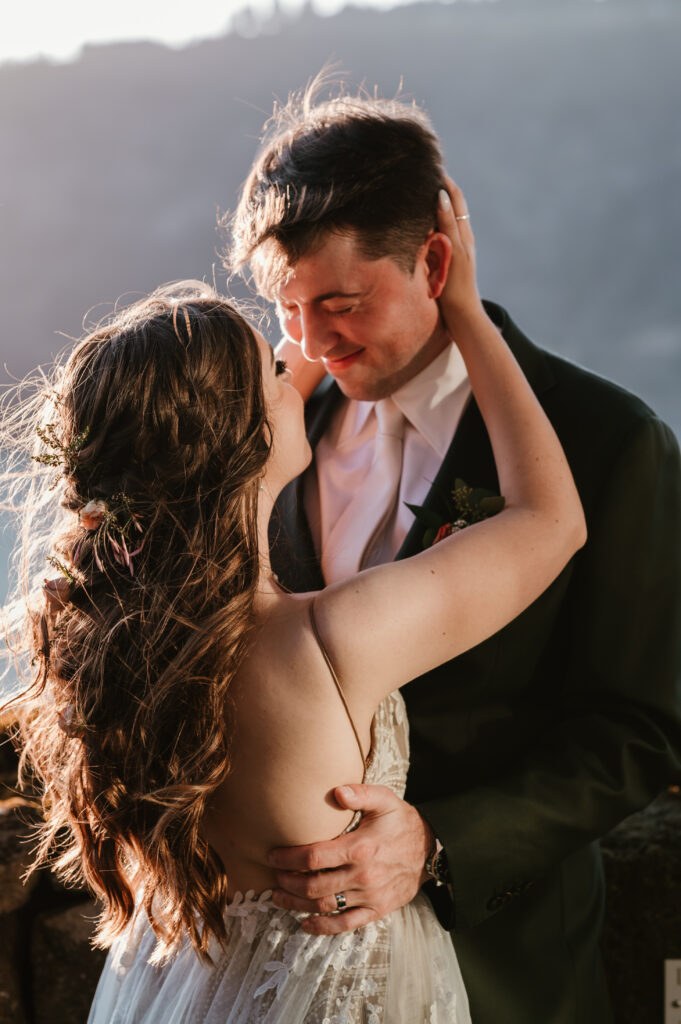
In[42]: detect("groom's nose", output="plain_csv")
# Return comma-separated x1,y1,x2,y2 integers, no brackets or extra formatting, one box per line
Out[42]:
298,306,341,362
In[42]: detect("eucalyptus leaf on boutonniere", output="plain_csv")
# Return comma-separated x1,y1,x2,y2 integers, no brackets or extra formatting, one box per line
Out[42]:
406,478,505,549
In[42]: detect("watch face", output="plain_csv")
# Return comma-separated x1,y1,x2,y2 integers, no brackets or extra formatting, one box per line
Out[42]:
425,838,449,884
432,850,449,884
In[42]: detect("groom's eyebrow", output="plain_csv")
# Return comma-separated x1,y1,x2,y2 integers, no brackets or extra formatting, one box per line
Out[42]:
313,290,363,303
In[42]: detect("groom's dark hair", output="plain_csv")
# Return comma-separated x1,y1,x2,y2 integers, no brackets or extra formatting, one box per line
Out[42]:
229,82,446,297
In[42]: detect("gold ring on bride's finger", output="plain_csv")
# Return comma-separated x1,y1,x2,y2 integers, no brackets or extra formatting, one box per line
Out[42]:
455,214,470,221
334,892,347,911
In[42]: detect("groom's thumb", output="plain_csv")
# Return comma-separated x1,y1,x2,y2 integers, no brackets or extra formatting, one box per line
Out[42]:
334,785,358,808
333,783,395,813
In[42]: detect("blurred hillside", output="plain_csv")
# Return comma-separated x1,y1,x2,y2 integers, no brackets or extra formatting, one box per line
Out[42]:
1,0,679,420
0,0,679,616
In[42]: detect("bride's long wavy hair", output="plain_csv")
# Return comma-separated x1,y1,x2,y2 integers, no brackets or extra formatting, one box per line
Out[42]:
0,282,271,964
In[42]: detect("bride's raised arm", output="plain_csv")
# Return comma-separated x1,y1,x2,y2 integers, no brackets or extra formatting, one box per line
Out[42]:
313,180,587,712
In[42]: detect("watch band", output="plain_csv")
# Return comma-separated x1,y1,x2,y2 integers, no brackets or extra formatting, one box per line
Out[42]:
425,836,450,887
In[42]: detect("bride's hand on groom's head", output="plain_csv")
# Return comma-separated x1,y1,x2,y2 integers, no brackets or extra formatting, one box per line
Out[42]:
436,176,485,338
267,785,432,935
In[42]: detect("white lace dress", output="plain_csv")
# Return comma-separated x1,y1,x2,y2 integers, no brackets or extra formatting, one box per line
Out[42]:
88,689,470,1024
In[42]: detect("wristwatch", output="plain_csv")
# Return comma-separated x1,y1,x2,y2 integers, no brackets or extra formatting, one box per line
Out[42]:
425,836,450,887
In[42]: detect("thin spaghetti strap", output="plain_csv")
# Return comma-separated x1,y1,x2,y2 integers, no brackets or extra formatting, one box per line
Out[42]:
309,599,367,765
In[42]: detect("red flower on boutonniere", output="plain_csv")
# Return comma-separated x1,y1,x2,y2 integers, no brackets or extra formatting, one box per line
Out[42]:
407,479,505,549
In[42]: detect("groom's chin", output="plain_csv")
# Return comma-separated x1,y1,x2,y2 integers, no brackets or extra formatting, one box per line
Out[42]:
333,376,394,403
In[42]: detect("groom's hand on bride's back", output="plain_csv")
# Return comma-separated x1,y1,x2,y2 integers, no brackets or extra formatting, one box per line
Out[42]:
267,784,434,934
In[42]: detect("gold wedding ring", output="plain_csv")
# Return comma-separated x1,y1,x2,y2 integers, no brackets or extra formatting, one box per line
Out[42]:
455,214,470,221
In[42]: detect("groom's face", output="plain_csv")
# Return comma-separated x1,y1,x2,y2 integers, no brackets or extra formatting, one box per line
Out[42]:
275,230,449,401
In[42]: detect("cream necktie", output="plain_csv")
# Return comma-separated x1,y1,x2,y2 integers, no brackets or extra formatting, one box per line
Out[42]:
321,397,405,585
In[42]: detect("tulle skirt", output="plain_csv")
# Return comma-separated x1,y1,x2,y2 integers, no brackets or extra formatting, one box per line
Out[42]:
88,889,470,1023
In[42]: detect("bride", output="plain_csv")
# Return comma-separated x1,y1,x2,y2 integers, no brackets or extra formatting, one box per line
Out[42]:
3,184,584,1022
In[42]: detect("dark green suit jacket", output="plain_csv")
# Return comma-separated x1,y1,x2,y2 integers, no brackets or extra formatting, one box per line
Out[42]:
270,301,681,1023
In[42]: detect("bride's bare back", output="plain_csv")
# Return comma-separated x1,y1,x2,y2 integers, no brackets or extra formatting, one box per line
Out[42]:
202,594,372,895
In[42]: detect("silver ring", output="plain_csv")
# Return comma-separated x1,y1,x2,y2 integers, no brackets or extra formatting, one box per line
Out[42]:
334,892,347,911
455,214,470,221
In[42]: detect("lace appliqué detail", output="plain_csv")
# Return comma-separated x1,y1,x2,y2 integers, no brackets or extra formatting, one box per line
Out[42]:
363,690,409,795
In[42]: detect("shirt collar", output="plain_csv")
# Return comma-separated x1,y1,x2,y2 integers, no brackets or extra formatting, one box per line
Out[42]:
392,343,469,457
333,343,469,455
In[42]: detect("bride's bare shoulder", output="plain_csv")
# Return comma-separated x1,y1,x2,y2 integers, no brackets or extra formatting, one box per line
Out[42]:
238,591,370,740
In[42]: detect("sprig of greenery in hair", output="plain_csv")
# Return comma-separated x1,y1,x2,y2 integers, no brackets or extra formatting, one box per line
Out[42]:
46,555,77,584
31,423,91,487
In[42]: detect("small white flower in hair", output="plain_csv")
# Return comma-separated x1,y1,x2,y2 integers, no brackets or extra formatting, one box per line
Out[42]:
80,499,108,531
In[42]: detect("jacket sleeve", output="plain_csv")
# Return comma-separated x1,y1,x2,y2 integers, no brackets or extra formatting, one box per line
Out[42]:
417,414,681,932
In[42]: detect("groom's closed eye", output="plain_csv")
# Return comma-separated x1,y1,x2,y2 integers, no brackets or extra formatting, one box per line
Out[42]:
325,305,357,315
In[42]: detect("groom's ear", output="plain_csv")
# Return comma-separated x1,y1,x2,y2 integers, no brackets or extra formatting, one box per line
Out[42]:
419,232,452,300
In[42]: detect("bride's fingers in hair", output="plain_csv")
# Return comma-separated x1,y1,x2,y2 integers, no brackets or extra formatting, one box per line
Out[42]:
448,175,471,224
437,176,473,248
437,175,481,331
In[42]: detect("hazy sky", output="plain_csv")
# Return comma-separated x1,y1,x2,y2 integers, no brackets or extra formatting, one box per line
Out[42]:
1,0,454,64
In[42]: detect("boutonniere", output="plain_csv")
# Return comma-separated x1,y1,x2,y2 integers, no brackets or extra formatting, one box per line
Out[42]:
407,478,505,549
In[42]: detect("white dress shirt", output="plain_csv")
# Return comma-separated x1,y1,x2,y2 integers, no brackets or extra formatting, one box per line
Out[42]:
305,343,471,579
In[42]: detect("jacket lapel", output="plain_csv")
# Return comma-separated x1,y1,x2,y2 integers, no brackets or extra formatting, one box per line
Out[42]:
396,301,556,561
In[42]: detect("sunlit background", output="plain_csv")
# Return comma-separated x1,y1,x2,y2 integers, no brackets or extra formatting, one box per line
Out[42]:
1,0,437,63
1,0,679,695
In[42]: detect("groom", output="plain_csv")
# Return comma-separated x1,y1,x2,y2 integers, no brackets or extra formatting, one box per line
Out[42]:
231,92,681,1022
